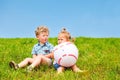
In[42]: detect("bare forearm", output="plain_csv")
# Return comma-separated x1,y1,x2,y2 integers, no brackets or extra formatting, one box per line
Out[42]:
32,54,37,58
45,52,54,58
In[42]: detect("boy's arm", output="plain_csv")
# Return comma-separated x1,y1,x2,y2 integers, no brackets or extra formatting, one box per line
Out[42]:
45,52,54,58
32,54,37,58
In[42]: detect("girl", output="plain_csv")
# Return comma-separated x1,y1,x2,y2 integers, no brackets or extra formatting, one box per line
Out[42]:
46,28,87,74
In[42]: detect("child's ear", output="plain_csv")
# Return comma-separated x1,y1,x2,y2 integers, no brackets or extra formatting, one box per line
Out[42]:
36,35,39,39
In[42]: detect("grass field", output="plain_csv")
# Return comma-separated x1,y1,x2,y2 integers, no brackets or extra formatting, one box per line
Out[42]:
0,37,120,80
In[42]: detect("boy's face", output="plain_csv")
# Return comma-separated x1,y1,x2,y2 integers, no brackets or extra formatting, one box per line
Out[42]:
36,32,49,44
58,35,67,44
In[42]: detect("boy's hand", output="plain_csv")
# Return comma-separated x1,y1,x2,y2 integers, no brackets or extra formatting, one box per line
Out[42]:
45,52,54,58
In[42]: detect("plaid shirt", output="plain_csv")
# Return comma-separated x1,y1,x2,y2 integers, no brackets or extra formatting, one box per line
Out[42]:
32,42,53,55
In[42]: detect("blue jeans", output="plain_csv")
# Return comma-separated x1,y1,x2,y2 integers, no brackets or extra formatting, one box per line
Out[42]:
53,63,61,70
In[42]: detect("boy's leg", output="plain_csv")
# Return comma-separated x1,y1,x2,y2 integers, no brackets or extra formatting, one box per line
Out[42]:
28,55,42,68
26,55,45,72
9,58,34,70
26,55,52,72
9,61,19,70
41,55,52,66
18,58,34,68
34,55,52,66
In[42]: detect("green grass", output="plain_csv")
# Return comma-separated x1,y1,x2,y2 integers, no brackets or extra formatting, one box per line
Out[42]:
0,37,120,80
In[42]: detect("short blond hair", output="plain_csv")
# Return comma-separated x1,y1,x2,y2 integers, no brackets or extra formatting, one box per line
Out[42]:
35,26,49,36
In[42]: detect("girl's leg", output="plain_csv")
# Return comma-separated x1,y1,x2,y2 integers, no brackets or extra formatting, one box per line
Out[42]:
57,66,65,74
71,64,81,72
71,64,88,73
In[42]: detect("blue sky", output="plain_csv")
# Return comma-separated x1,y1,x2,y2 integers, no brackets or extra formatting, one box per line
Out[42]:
0,0,120,38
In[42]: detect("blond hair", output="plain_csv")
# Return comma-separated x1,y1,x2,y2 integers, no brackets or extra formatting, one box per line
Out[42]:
58,28,75,42
35,26,49,36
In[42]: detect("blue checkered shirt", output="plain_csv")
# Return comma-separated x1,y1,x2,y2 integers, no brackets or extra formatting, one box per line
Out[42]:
32,42,54,55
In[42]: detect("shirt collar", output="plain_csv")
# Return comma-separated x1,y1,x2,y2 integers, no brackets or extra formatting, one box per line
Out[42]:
38,42,48,46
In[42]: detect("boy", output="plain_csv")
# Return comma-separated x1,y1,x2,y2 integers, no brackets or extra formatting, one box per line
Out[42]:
9,26,54,71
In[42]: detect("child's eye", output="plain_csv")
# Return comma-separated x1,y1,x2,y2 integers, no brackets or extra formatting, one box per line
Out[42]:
58,39,62,41
46,35,48,37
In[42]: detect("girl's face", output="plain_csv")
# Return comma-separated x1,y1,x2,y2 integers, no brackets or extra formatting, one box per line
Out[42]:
58,35,67,44
36,32,49,44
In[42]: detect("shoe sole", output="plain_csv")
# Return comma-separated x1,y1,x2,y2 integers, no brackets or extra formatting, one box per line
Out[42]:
9,61,16,70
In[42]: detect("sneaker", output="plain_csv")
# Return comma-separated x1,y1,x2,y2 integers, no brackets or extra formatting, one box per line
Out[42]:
9,61,19,70
46,59,52,66
26,66,34,72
